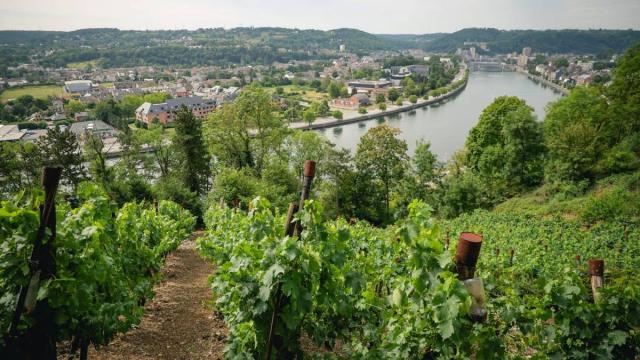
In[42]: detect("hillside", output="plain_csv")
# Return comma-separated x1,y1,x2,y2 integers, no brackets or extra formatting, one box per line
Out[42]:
424,28,640,54
1,27,639,69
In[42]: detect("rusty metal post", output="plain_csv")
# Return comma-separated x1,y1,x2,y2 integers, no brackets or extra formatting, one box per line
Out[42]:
444,233,450,250
455,232,483,281
495,248,500,256
589,259,604,302
575,255,581,267
508,249,514,266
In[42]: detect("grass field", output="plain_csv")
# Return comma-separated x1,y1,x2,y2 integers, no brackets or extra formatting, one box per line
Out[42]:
265,85,328,102
66,59,99,69
0,85,64,102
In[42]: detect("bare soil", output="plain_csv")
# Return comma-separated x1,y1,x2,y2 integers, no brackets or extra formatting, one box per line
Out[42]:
90,233,227,360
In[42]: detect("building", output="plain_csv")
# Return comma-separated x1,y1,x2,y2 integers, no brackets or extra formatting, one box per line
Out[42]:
0,124,25,142
69,120,116,138
135,96,217,125
347,80,392,95
339,44,346,52
576,74,594,85
74,112,89,122
517,54,529,68
522,47,532,57
64,80,93,93
330,94,370,109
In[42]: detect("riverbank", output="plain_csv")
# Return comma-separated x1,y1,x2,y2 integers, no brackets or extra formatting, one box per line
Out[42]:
517,69,570,96
290,70,469,131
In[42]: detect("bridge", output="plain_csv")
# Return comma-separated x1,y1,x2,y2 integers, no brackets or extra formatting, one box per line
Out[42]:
469,61,508,72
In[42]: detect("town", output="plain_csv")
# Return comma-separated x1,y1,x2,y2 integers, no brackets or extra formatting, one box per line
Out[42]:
0,33,617,156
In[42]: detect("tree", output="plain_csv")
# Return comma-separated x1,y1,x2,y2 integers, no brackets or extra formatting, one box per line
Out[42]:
174,105,210,195
553,58,569,68
388,88,400,102
0,142,41,197
36,126,85,188
332,110,343,120
544,87,613,182
303,109,316,126
379,103,387,111
355,124,408,222
137,124,175,179
65,99,86,115
608,42,640,136
328,82,345,99
84,133,113,188
205,86,287,176
465,96,545,197
375,93,386,104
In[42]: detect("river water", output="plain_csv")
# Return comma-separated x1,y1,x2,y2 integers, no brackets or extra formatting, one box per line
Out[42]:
318,71,563,160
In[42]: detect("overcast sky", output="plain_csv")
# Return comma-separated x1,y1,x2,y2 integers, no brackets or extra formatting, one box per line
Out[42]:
1,0,639,34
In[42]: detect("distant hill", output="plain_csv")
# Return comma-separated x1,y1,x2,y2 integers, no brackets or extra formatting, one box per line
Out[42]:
1,27,639,69
423,28,640,54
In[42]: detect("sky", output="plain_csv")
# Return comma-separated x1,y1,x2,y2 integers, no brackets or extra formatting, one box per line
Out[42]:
0,0,639,34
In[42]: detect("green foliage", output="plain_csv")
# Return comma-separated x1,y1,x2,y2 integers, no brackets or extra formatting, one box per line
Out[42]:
387,88,400,102
358,107,367,114
36,127,86,189
331,110,343,120
466,96,545,198
408,95,418,104
64,99,86,115
378,102,387,111
173,105,210,195
544,87,614,182
355,125,408,223
200,198,640,358
0,184,194,352
205,87,287,175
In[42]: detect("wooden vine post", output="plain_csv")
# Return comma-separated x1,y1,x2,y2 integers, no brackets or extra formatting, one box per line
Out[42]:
588,259,604,302
455,232,487,323
7,167,62,360
266,161,316,360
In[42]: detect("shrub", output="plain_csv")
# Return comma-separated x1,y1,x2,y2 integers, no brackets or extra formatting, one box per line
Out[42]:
378,103,387,111
332,110,343,120
395,98,403,106
358,107,368,114
580,188,640,223
409,95,418,104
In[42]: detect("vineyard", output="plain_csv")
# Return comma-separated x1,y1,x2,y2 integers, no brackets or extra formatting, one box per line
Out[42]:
0,169,196,359
197,164,640,359
1,165,639,359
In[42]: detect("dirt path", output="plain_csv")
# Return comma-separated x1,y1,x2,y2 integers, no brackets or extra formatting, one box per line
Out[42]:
90,233,227,360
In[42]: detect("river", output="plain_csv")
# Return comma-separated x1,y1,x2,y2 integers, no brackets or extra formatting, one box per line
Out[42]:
317,71,564,160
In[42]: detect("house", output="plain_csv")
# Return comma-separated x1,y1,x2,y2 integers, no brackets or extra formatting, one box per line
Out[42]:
135,96,217,125
69,120,116,138
47,113,67,122
64,80,93,93
576,74,594,85
0,124,25,142
74,112,89,122
330,94,370,109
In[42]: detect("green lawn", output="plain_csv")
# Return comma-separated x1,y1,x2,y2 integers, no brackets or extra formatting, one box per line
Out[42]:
265,85,328,102
66,60,99,69
0,85,64,102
